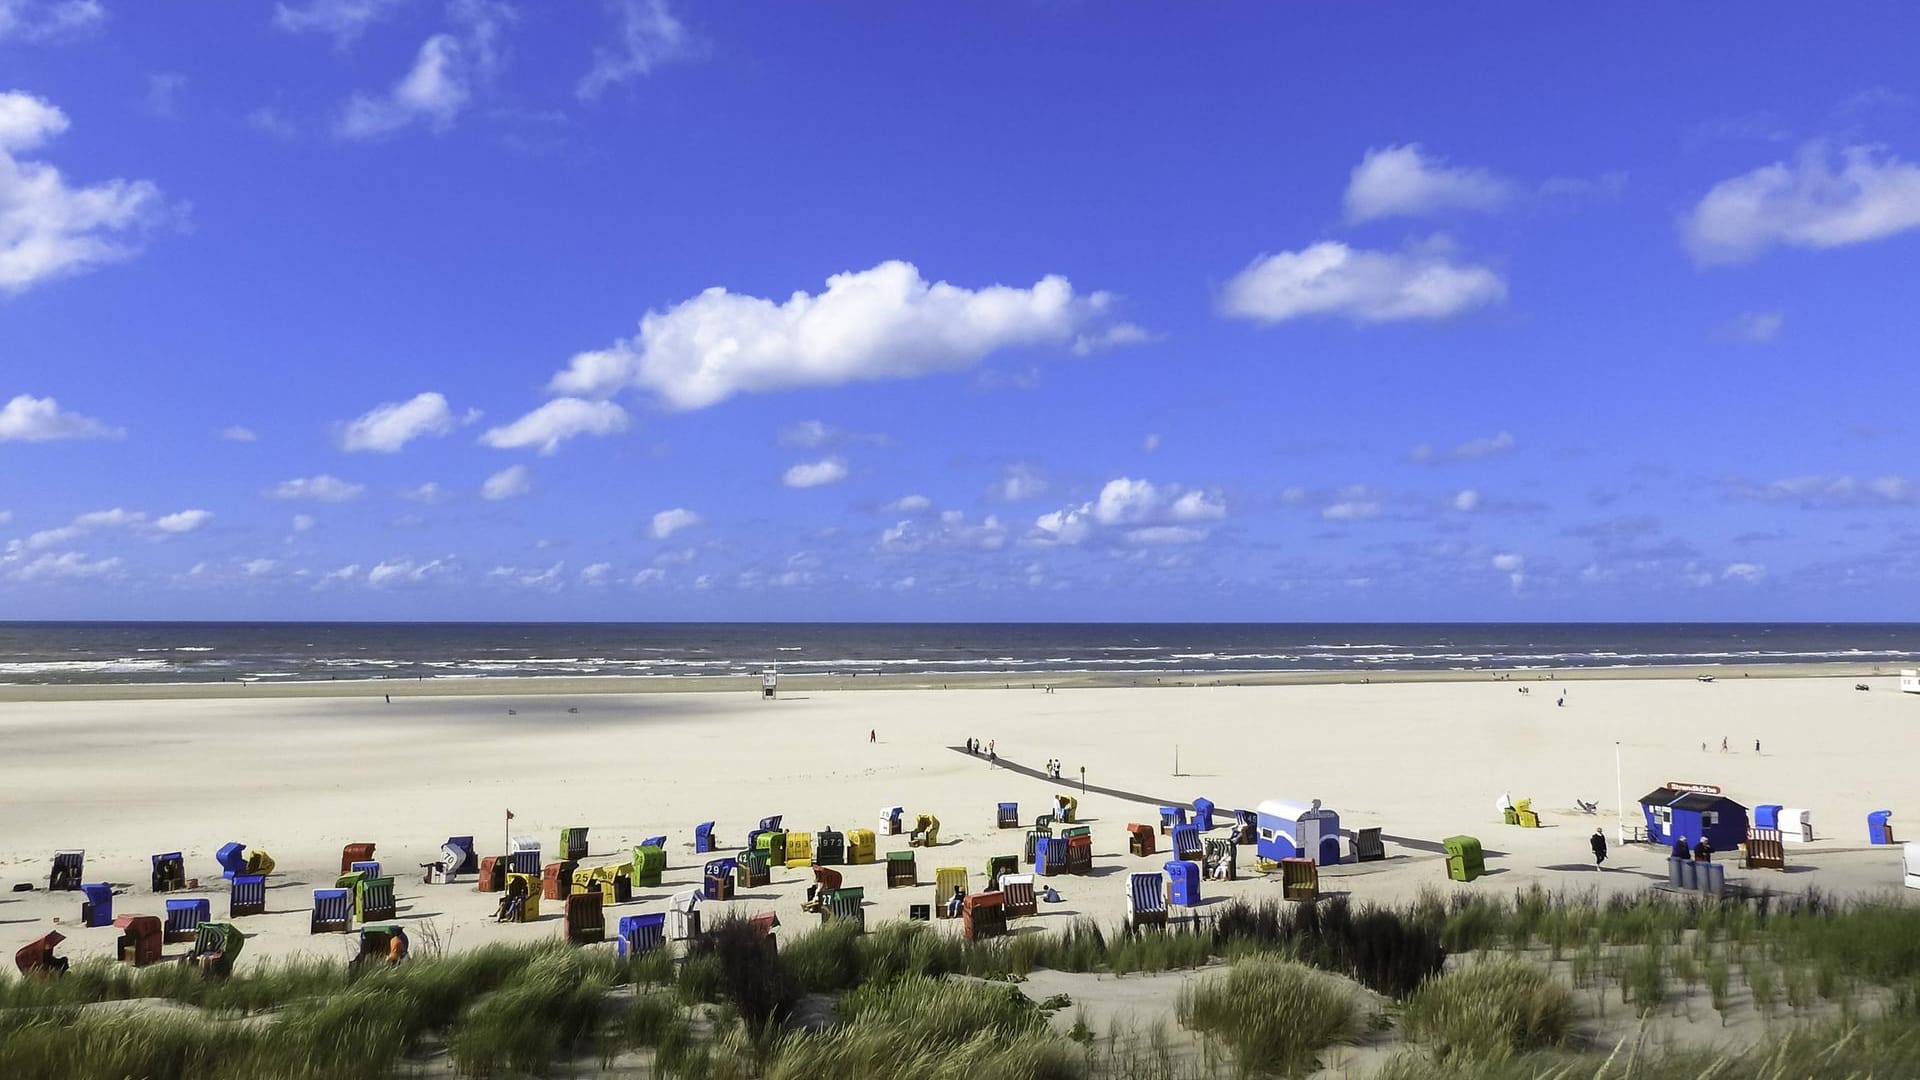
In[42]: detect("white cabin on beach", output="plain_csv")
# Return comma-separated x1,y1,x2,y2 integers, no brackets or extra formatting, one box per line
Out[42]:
1903,669,1920,694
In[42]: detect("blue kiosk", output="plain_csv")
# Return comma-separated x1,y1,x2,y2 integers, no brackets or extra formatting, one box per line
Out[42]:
1638,783,1748,852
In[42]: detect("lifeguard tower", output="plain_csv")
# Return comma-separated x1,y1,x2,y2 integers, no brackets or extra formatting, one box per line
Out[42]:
761,670,778,700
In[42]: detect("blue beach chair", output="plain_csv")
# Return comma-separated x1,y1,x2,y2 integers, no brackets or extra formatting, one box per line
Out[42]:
230,875,267,917
617,913,667,958
81,882,114,927
165,898,210,943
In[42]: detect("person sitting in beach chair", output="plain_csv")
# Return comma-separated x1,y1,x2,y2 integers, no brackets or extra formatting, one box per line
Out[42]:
494,877,528,923
946,886,964,919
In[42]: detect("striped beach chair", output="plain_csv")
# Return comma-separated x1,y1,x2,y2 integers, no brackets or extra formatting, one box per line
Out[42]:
1159,806,1186,834
340,843,376,874
311,889,353,933
504,873,541,921
986,854,1018,890
1065,832,1093,876
667,889,701,940
1025,825,1051,865
81,883,115,927
886,850,917,888
1172,823,1202,861
633,845,666,888
997,802,1020,829
355,877,397,922
933,866,968,917
1127,872,1166,929
509,835,542,877
445,836,478,875
560,827,590,862
617,913,667,958
1000,873,1036,918
477,855,507,893
758,815,784,833
1353,827,1386,862
1744,828,1786,870
114,915,163,966
814,829,845,866
694,821,717,853
565,892,605,945
541,862,577,901
350,860,381,878
736,849,770,889
962,891,1006,941
1035,836,1067,877
1127,823,1156,857
846,828,876,864
704,858,737,901
49,850,84,891
878,806,903,835
151,852,186,892
164,897,209,942
188,922,243,978
821,887,866,931
230,874,267,917
784,831,814,869
1203,838,1237,882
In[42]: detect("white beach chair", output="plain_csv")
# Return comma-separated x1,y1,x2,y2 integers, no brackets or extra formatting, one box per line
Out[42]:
668,889,702,940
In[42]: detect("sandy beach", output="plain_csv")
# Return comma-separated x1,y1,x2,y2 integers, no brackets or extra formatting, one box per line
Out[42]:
3,672,1913,970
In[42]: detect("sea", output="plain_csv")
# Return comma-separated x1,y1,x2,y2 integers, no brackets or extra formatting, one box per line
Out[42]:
1,622,1919,685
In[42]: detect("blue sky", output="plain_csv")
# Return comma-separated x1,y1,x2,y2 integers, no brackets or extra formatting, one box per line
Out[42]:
5,2,1920,620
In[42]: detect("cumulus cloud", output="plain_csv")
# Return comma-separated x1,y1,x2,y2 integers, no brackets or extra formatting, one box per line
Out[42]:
548,260,1137,409
1453,489,1482,512
220,425,258,442
1722,561,1766,582
1142,433,1161,453
334,2,508,140
481,464,531,500
7,550,119,582
1344,144,1512,223
1219,241,1505,324
0,92,168,293
783,458,847,489
0,0,103,43
880,511,1008,554
341,391,461,452
13,506,210,550
1491,551,1526,591
268,474,365,502
884,494,931,513
577,0,694,100
1683,144,1920,264
402,481,446,502
1322,499,1381,522
480,397,629,454
153,509,212,533
291,513,315,532
579,562,612,585
272,0,402,44
1411,431,1516,464
630,567,665,586
1032,477,1225,546
0,394,120,441
242,557,278,577
649,507,701,539
993,464,1050,502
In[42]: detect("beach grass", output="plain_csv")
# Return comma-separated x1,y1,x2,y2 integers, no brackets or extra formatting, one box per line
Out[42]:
1176,956,1364,1078
1400,959,1574,1059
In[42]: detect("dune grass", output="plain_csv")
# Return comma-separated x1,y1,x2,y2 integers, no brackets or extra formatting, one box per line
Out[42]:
1178,957,1363,1078
1401,959,1573,1059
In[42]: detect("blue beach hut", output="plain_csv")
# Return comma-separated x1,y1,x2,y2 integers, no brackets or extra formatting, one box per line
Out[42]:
1638,785,1748,852
1256,800,1343,866
1191,798,1215,831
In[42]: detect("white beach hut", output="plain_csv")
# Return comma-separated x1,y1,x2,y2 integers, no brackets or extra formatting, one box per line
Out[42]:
761,670,779,699
1902,669,1920,694
1256,799,1342,866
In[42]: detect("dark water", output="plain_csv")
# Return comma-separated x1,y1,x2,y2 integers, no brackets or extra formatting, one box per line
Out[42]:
1,623,1918,685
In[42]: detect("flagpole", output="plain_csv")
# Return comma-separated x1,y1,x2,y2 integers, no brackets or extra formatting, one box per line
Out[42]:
1614,741,1625,844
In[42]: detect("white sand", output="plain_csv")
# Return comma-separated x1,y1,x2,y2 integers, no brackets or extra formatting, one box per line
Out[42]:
2,675,1913,970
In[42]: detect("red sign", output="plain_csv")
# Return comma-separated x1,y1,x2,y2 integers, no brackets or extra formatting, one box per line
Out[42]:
1665,781,1721,796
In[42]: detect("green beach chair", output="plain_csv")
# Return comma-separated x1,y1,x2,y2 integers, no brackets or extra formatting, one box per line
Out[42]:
632,845,666,889
1444,835,1485,882
886,850,917,888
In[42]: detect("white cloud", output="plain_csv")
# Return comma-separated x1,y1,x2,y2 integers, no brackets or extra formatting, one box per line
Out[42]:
578,0,694,100
493,561,564,591
144,74,186,118
1724,311,1784,344
0,394,120,441
630,567,665,586
272,0,402,44
884,494,931,513
1723,562,1766,582
220,425,258,442
246,106,297,140
1220,241,1505,324
242,557,278,577
153,509,212,534
1344,144,1512,223
0,1,103,43
291,513,315,532
1453,489,1482,512
481,464,532,500
880,512,1007,554
267,474,365,502
580,562,612,586
1322,499,1381,522
8,550,119,582
317,563,360,587
1684,144,1920,264
1491,552,1524,572
337,34,468,139
783,458,847,489
1730,474,1920,507
1032,477,1225,546
340,391,459,452
0,92,167,293
649,507,701,539
993,463,1050,502
367,556,449,587
402,481,446,502
1411,431,1516,464
1142,433,1161,453
548,260,1134,409
480,397,629,454
779,419,834,448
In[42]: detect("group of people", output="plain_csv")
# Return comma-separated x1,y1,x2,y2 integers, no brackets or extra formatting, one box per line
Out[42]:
1672,835,1714,862
1044,758,1064,779
963,737,997,766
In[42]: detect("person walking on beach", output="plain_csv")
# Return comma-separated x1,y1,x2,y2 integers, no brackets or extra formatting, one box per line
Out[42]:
1721,736,1728,753
988,747,997,769
869,729,875,743
1590,829,1608,868
1755,739,1761,753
